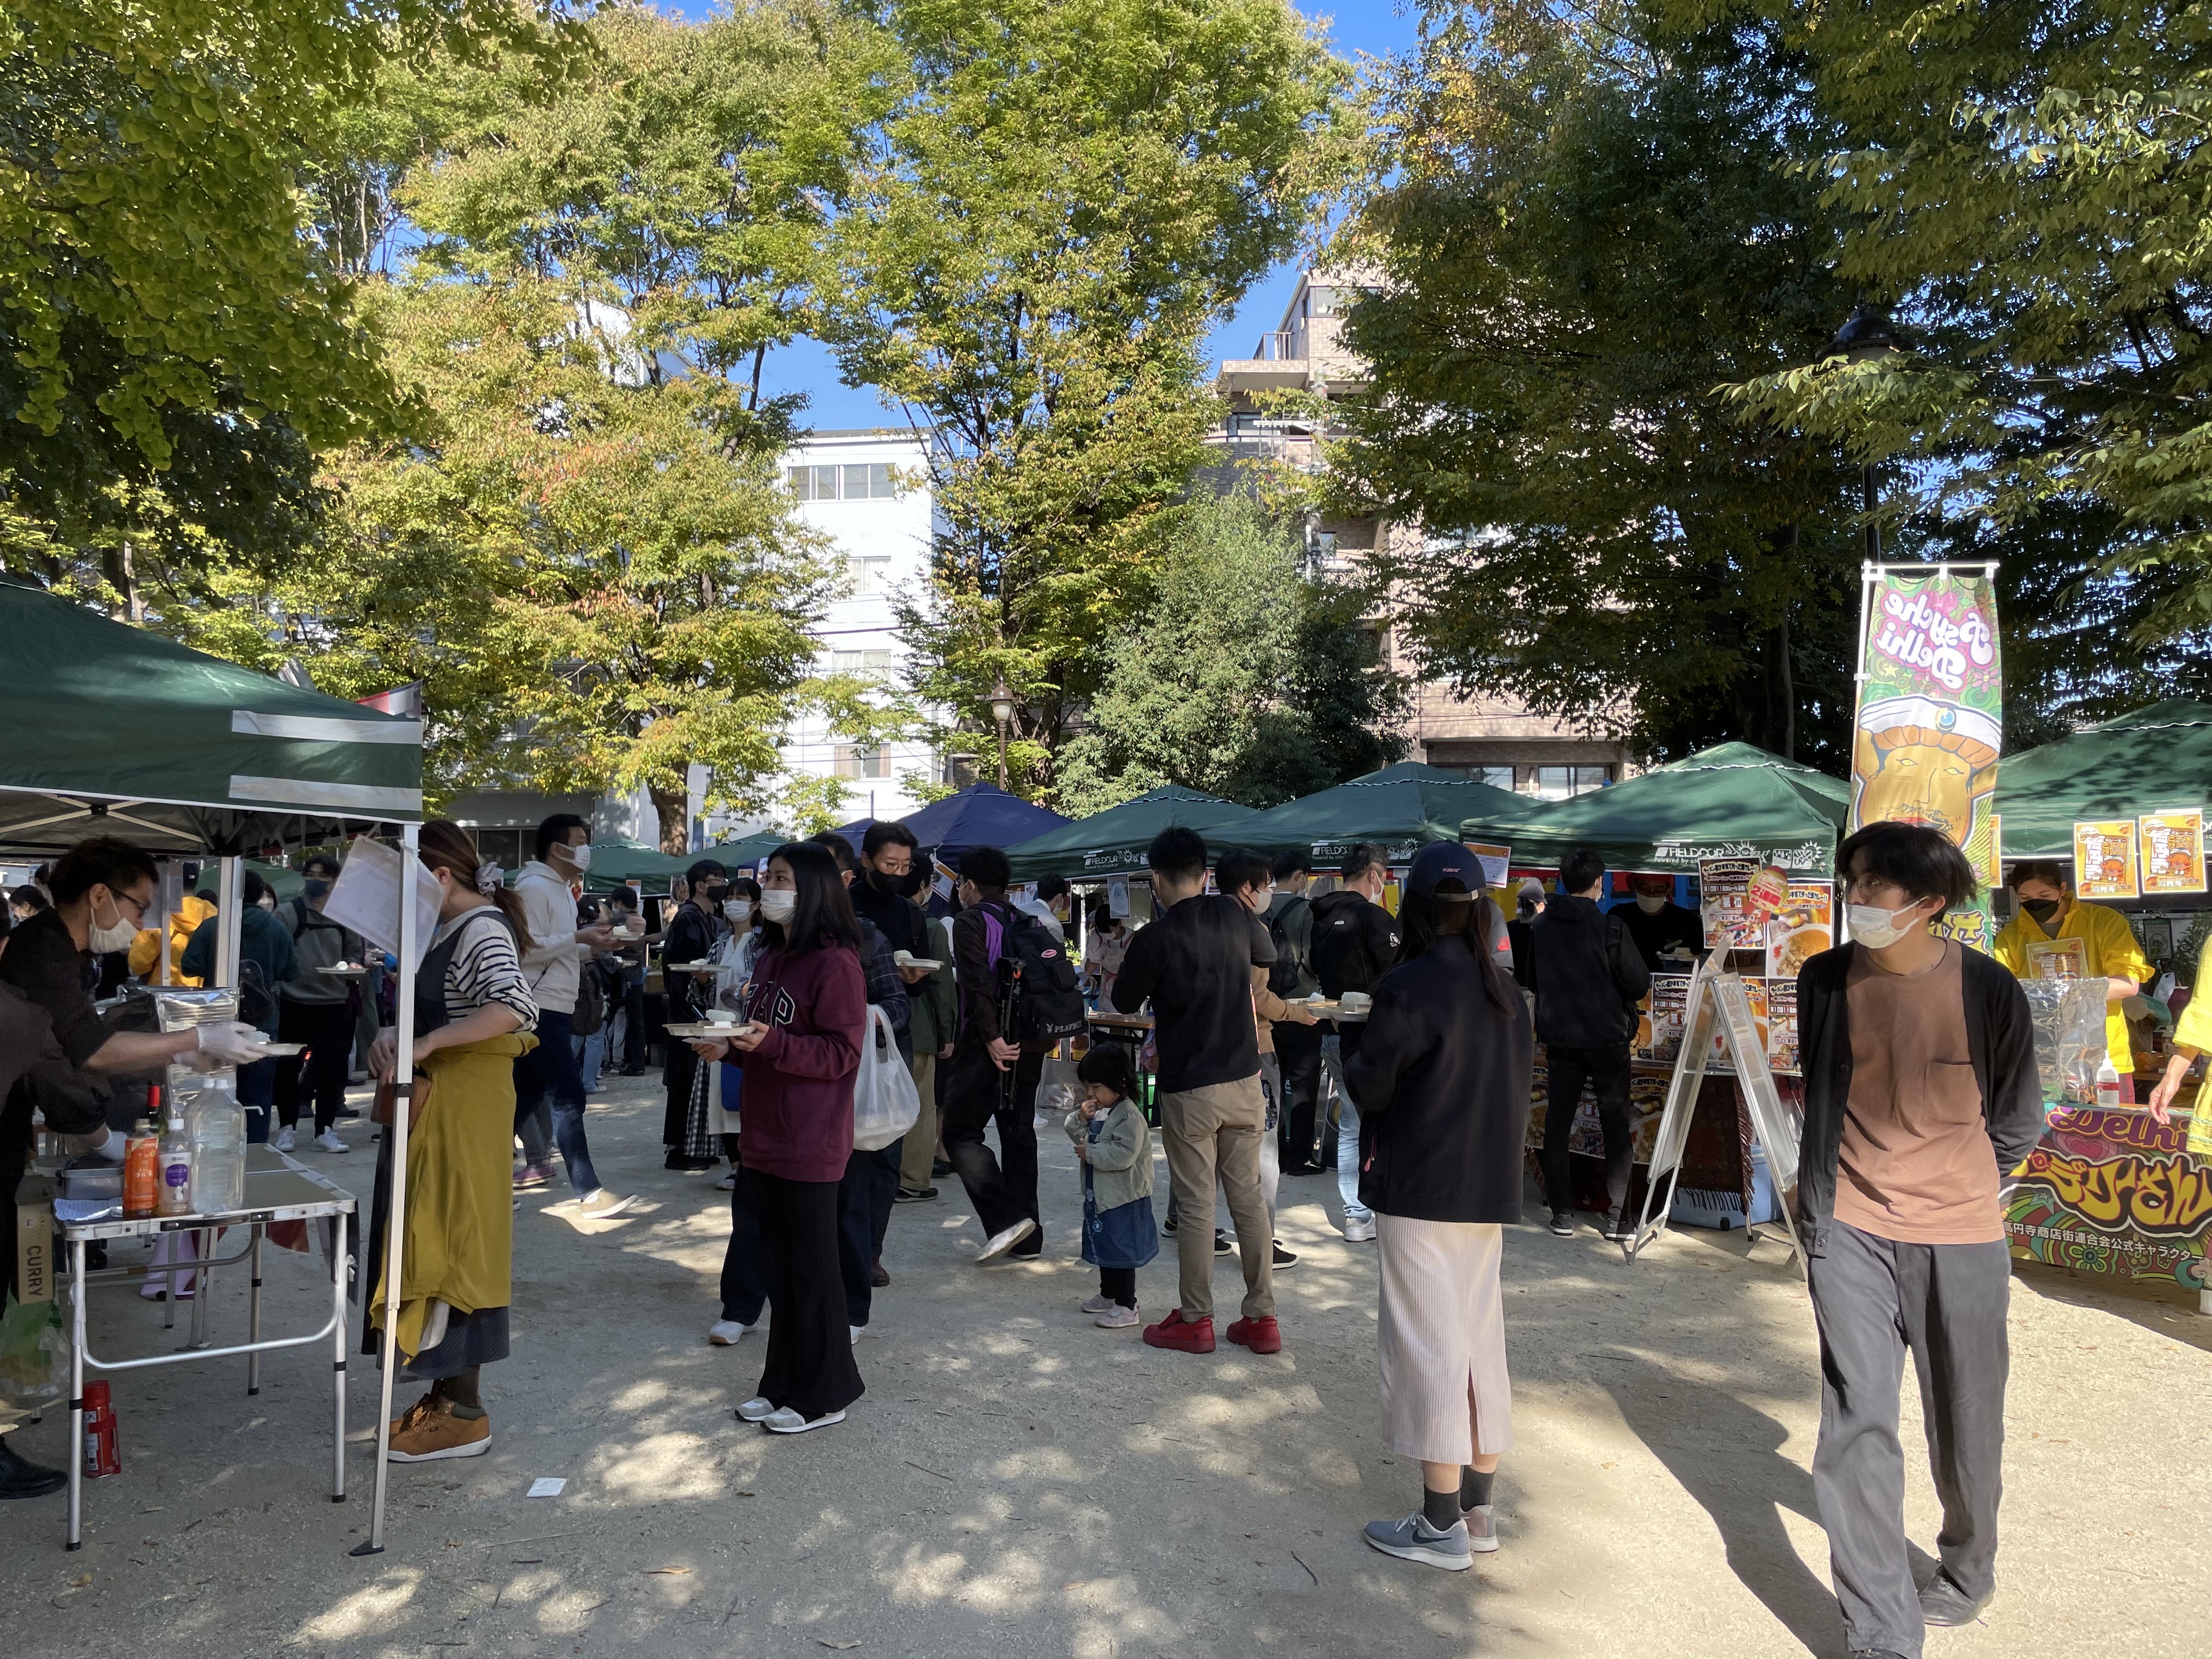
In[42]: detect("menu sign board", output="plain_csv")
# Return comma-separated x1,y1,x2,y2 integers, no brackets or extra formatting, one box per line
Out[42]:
1765,880,1834,979
2073,821,2140,900
1765,979,1801,1073
1698,857,1762,951
2139,810,2206,896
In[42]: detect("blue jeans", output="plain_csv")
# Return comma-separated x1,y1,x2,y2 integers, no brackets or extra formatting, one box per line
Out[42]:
238,1055,276,1144
1323,1034,1369,1224
514,1007,602,1195
574,1027,606,1091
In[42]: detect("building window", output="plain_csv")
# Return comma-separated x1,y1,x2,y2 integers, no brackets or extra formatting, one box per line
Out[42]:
843,462,896,499
833,743,890,779
1530,765,1611,800
788,461,899,501
830,648,896,676
850,556,891,596
1480,765,1516,790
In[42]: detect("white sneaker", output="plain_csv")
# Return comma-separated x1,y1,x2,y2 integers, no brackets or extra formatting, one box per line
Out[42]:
849,1324,862,1345
715,1172,737,1191
1094,1305,1140,1329
314,1128,349,1154
708,1321,753,1346
577,1190,635,1218
1342,1216,1378,1243
976,1217,1038,1263
763,1407,845,1435
736,1396,776,1422
1079,1291,1114,1314
273,1127,297,1152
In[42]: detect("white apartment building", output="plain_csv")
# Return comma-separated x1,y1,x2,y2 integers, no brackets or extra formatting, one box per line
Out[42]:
1210,270,1634,798
699,427,944,839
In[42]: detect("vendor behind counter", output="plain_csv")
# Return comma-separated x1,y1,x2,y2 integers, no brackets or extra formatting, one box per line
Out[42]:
1993,860,2151,1094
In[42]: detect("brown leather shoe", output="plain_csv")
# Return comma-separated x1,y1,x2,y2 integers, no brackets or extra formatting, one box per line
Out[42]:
386,1396,491,1462
870,1256,890,1288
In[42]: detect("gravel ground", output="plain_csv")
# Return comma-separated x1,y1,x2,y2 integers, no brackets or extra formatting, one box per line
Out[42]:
4,1072,2208,1658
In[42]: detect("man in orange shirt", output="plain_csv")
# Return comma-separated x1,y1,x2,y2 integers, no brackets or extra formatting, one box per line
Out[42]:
1793,822,2043,1659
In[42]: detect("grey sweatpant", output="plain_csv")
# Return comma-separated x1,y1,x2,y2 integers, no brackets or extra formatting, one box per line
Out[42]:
1806,1219,2010,1659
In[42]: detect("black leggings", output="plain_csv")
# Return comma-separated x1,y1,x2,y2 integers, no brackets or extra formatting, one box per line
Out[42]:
1098,1266,1136,1309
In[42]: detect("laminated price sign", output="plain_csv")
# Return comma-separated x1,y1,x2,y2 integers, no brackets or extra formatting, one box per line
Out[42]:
2139,810,2205,896
2073,820,2140,901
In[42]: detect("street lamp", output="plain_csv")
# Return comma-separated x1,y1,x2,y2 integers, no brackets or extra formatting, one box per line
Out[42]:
989,678,1015,790
1828,304,1903,562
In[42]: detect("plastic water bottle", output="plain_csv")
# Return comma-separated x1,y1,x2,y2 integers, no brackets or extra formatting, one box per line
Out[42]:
2094,1056,2123,1112
189,1078,247,1215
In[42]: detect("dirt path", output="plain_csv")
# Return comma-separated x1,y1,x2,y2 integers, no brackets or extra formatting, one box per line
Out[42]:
5,1075,2207,1657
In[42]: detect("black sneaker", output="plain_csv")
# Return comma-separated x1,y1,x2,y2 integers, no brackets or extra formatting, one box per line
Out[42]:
1271,1240,1299,1269
1547,1211,1575,1237
931,1158,954,1178
1918,1570,1991,1626
1214,1229,1233,1256
1161,1215,1179,1237
894,1186,938,1203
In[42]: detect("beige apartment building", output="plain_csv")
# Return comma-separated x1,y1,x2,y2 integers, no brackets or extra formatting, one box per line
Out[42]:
1209,269,1634,798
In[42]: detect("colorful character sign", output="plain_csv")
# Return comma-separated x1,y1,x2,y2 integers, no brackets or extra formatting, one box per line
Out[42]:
2138,810,2205,896
2005,1105,2212,1292
2072,820,2140,901
1697,857,1760,951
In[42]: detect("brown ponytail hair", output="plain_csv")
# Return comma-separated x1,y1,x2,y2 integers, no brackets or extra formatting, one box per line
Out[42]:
417,819,534,955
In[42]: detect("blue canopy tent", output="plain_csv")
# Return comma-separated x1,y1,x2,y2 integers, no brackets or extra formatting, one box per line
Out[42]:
897,782,1069,867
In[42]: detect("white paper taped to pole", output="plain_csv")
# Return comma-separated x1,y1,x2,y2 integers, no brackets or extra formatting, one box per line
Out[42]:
324,833,443,969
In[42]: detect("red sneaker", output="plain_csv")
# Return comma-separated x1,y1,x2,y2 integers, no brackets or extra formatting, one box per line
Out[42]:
1226,1316,1282,1355
1142,1310,1216,1353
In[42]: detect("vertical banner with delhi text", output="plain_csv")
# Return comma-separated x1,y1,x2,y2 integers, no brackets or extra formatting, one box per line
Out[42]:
1849,567,2004,951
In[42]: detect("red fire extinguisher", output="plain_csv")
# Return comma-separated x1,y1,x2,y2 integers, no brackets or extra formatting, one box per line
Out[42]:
82,1380,121,1479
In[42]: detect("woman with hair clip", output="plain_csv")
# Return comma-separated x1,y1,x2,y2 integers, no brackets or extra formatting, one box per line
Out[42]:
365,821,540,1463
1347,841,1533,1572
686,842,867,1435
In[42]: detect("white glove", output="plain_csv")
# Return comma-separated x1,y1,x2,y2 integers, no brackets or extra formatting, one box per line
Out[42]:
196,1020,273,1065
82,1127,127,1164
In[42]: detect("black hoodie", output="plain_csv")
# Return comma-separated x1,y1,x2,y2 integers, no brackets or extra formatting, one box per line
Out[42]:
1517,894,1652,1049
1310,887,1401,1055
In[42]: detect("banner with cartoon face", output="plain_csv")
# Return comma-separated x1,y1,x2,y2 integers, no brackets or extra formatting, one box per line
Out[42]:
1851,568,2004,949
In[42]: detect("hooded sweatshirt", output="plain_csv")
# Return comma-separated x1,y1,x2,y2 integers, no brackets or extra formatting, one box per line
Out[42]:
738,938,866,1182
1518,894,1652,1049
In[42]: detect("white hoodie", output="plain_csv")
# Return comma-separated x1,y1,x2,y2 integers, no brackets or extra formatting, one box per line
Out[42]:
512,861,591,1016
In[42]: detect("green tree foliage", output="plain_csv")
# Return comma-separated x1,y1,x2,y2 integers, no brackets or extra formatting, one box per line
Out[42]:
1053,494,1408,812
1328,1,1869,769
1718,0,2212,726
817,0,1351,793
186,276,842,849
0,0,577,590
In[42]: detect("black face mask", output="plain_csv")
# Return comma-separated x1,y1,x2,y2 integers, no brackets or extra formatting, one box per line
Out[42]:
2020,896,2062,922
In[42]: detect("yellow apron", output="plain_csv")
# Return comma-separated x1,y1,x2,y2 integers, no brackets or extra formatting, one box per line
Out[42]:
369,1031,536,1362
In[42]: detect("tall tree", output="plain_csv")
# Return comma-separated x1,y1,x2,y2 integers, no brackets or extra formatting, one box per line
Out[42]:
818,0,1351,794
1053,494,1408,812
1720,0,2212,725
182,276,842,848
1328,1,1864,769
0,0,578,596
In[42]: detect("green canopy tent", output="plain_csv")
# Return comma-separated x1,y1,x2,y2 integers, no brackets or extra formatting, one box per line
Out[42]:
1458,742,1849,875
0,581,423,855
1993,699,2212,860
578,839,695,894
1004,786,1259,881
697,830,791,873
1228,761,1527,862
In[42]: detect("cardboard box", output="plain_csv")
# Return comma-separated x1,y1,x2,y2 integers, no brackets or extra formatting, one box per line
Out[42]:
14,1175,53,1305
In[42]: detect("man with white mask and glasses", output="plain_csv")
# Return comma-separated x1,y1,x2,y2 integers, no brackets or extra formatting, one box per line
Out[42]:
1793,821,2041,1659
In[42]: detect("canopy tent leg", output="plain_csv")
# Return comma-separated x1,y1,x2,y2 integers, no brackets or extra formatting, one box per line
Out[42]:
352,821,420,1558
215,855,242,991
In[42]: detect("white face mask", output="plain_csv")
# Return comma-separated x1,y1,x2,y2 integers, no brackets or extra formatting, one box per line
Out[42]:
88,890,139,953
1634,894,1666,915
759,889,798,925
1847,900,1926,949
724,899,752,923
567,842,592,872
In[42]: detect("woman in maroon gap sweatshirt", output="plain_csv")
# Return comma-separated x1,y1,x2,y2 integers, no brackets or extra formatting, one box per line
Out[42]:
687,841,866,1434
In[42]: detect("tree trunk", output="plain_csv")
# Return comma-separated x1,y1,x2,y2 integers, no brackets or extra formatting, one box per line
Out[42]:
1762,614,1794,760
649,781,691,856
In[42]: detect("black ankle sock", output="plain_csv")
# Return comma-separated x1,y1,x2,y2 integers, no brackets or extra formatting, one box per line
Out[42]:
1421,1486,1460,1531
1461,1466,1494,1509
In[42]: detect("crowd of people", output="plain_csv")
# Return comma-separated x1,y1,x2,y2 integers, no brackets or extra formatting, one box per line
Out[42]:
0,809,2166,1659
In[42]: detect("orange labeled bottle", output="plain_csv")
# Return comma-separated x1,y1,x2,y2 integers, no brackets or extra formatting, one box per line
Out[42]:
123,1100,161,1221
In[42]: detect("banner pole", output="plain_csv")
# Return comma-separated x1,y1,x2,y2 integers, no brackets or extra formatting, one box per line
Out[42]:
353,821,420,1558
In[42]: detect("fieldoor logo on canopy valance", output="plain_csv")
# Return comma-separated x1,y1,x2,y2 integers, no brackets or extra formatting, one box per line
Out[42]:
227,709,426,816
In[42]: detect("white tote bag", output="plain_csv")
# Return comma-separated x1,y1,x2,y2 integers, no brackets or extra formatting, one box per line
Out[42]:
852,1003,922,1151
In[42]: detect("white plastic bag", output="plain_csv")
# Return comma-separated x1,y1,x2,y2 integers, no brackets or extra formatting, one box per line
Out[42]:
852,1004,921,1151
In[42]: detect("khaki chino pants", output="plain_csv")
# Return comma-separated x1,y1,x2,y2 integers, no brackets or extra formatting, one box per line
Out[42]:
1159,1075,1274,1323
898,1051,939,1193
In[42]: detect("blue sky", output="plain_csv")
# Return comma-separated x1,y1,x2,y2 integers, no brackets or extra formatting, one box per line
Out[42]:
656,1,1421,429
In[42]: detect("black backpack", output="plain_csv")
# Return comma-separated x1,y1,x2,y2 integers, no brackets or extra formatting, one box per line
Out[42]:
1265,895,1311,997
989,906,1087,1045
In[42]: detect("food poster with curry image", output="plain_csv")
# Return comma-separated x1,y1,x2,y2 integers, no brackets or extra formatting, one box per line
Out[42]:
2005,1105,2212,1293
1852,567,2004,950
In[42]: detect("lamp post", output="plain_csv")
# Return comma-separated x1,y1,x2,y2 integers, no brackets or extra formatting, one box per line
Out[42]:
1828,304,1903,562
989,678,1015,790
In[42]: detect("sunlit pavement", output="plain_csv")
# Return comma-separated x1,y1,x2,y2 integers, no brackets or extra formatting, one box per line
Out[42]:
5,1074,2207,1658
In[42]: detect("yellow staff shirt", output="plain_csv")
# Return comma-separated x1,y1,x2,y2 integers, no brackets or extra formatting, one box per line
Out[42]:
1994,898,2152,1075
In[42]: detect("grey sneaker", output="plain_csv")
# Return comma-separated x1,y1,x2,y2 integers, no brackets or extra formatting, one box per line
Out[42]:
1462,1502,1499,1553
1362,1511,1472,1571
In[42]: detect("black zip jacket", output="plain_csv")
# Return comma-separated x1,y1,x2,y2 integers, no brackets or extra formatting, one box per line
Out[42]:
1518,895,1651,1049
1795,941,2044,1257
1310,889,1398,998
1345,934,1533,1223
